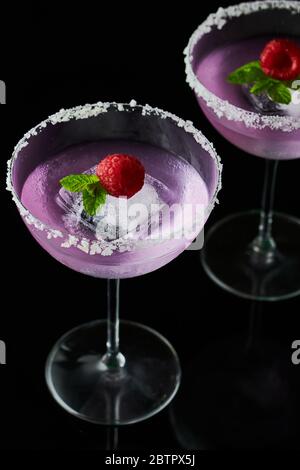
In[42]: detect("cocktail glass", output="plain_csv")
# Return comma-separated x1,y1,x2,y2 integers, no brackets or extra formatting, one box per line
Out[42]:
185,1,300,301
7,101,221,425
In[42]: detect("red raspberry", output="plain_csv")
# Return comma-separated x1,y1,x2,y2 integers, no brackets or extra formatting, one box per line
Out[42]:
96,154,145,198
260,39,300,81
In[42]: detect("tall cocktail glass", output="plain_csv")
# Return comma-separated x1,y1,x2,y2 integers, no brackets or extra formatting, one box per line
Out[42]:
7,101,222,424
185,1,300,301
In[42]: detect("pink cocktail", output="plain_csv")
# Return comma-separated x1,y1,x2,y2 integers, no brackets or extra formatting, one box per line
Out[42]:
7,101,221,425
185,1,300,301
19,139,211,279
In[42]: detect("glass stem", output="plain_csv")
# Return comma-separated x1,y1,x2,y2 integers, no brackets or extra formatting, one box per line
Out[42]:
250,159,279,265
107,279,120,356
101,279,125,369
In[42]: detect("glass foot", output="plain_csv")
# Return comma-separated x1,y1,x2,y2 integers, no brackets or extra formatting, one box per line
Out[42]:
45,320,181,425
201,211,300,301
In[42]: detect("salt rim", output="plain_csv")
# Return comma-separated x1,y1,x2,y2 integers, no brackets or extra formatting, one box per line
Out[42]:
6,100,222,255
184,0,300,132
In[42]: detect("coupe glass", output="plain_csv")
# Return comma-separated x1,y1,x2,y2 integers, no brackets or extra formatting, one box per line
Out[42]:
7,101,221,425
185,1,300,301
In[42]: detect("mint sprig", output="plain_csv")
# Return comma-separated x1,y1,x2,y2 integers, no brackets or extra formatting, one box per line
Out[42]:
227,61,296,105
60,174,107,216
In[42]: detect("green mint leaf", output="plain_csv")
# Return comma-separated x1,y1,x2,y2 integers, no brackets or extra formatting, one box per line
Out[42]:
268,82,292,105
60,174,99,192
250,78,273,95
82,184,107,216
85,182,101,196
227,61,264,85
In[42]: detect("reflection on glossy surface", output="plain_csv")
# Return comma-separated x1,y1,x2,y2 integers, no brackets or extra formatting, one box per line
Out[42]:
170,302,300,449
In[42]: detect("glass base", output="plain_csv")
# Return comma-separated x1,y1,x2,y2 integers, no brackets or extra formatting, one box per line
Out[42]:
201,211,300,301
45,320,181,425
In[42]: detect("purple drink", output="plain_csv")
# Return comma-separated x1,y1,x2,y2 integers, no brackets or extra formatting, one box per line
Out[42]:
8,101,221,280
20,140,209,278
185,2,300,160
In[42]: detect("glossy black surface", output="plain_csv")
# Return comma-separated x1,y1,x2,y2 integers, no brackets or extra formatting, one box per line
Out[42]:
1,0,300,450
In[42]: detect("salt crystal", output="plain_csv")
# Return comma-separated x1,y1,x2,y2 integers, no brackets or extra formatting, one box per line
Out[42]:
129,99,137,107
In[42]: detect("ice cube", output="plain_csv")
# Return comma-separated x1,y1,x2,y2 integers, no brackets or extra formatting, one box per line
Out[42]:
56,174,165,241
242,84,300,117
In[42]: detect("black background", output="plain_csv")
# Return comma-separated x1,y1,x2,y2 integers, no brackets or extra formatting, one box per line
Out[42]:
1,0,300,450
